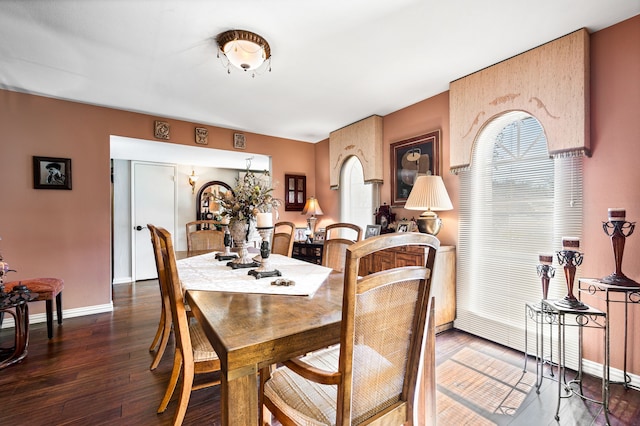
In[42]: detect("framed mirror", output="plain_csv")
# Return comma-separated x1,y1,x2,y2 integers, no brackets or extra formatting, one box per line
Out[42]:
195,180,233,220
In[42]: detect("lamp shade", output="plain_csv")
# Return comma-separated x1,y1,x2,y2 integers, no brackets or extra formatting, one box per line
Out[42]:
405,175,453,211
301,197,324,216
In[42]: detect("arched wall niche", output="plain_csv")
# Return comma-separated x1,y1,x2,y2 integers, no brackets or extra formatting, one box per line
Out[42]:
450,28,590,173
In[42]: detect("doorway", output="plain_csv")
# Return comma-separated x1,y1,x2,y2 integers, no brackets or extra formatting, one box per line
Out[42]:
131,161,176,281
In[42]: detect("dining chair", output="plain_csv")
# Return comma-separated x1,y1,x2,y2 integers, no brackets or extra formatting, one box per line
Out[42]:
185,220,225,253
150,225,221,426
271,221,295,257
147,224,173,371
321,222,362,272
260,232,440,425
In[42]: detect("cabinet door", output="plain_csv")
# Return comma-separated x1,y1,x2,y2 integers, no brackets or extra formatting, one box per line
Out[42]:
285,174,306,211
377,252,396,271
395,252,422,267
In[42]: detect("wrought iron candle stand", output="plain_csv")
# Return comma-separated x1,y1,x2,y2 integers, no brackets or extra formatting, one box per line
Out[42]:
249,227,281,279
216,225,238,261
555,239,588,310
601,208,639,287
536,254,555,306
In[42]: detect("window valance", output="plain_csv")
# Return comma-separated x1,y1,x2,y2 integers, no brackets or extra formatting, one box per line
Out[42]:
449,28,590,173
329,115,383,189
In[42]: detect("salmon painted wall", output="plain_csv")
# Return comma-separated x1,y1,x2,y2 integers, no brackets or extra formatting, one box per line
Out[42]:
0,91,316,315
580,15,640,373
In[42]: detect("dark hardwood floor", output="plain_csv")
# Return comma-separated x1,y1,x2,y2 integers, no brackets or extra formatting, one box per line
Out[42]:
1,280,639,425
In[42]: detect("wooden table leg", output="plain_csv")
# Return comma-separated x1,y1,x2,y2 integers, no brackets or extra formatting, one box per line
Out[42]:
222,368,258,426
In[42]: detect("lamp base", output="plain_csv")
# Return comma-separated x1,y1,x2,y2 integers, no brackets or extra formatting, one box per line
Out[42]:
416,211,442,236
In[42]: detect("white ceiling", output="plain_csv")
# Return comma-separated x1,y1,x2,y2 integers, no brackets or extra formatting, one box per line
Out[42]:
1,1,638,144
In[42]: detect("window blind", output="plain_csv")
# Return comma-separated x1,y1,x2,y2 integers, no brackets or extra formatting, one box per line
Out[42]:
456,112,584,369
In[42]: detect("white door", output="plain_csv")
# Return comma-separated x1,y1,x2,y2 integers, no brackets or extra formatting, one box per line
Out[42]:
132,162,176,281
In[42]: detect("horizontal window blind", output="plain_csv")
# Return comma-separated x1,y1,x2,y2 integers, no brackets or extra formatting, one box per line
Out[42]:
456,112,583,369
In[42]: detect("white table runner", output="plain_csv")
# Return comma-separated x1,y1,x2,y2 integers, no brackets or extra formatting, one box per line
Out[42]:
177,252,333,296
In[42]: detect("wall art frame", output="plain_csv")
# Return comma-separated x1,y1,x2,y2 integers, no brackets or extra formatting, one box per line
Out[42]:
390,129,441,206
33,156,72,190
233,133,246,149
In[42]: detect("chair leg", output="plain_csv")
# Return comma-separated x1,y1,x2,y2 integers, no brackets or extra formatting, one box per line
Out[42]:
45,299,53,339
149,308,166,352
172,356,195,426
158,350,183,414
55,292,63,324
150,311,172,371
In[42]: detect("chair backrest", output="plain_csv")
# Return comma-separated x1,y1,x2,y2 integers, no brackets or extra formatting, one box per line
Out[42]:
186,220,225,253
322,223,363,272
325,222,362,242
150,225,194,367
271,221,295,257
336,232,439,424
147,223,172,322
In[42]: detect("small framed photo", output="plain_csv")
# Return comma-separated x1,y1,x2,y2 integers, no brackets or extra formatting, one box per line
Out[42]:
233,133,246,149
295,227,308,242
33,156,72,190
365,224,381,239
396,220,411,233
314,229,326,242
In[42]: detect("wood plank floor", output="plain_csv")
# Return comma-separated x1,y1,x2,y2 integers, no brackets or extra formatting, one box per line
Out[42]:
1,280,639,425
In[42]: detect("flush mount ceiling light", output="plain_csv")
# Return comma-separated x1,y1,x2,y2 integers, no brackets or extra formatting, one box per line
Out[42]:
216,29,271,77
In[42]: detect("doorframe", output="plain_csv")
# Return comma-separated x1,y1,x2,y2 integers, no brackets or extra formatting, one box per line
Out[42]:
130,160,178,282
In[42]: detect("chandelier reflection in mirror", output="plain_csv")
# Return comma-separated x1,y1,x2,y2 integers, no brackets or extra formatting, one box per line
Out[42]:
216,29,272,77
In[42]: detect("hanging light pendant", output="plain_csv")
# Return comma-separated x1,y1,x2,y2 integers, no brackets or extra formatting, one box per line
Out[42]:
216,30,271,77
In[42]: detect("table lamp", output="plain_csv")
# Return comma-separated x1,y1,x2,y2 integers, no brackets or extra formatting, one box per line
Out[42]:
301,196,323,240
404,175,453,235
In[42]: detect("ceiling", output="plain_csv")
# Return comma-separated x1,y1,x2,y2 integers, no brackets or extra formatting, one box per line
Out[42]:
1,1,638,144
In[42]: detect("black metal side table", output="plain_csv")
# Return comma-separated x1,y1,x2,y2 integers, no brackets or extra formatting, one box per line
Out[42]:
579,278,640,392
541,299,609,424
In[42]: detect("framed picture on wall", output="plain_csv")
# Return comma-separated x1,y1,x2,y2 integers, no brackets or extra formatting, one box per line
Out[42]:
33,156,72,190
390,130,441,206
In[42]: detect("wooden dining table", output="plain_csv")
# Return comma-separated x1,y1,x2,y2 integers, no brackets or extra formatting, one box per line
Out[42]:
185,271,344,425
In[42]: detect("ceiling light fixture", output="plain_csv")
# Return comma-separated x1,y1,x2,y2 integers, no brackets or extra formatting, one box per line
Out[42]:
216,29,271,77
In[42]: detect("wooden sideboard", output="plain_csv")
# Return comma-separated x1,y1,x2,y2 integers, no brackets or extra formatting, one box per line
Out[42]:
360,245,456,332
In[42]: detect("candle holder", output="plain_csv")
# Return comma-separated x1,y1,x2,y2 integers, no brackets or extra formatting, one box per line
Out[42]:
215,225,238,261
536,255,555,304
601,210,638,287
555,248,588,310
249,227,281,279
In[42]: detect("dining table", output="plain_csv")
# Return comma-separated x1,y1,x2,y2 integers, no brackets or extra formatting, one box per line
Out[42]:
178,251,343,425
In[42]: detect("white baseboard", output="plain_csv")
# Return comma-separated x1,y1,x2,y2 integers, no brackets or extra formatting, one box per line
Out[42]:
1,302,114,329
112,277,133,285
583,358,640,389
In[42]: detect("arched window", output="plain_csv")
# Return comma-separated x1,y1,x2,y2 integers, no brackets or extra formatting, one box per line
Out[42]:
456,111,583,364
340,156,374,232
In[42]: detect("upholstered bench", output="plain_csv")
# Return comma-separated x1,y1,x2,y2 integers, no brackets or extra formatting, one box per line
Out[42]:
3,278,64,339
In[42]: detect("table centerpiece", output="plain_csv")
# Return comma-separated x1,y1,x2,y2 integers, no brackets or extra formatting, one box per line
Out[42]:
216,168,280,268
